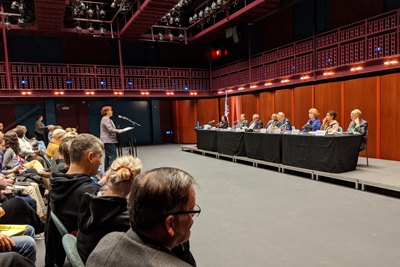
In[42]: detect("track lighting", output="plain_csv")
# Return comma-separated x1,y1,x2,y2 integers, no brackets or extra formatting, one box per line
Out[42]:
18,4,25,14
175,17,180,26
204,6,211,16
179,30,184,41
199,10,204,18
211,1,217,10
99,24,105,36
168,30,174,41
88,24,94,34
75,22,82,34
158,30,164,40
11,1,19,9
193,14,198,22
189,17,193,24
87,7,94,18
99,8,106,19
80,2,86,10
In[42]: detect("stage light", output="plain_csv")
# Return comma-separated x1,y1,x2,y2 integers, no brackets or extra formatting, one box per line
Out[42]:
292,66,295,70
88,24,94,34
350,67,363,71
327,58,331,62
75,22,82,34
87,7,94,18
390,60,398,64
18,4,25,14
99,24,105,36
80,2,86,10
100,81,105,86
227,90,233,92
218,91,223,94
114,91,123,95
167,92,174,95
179,30,184,41
238,87,244,91
175,17,180,26
193,14,198,22
216,49,221,56
85,91,95,95
169,17,174,25
99,8,106,19
66,81,72,84
300,76,310,80
4,20,11,31
184,87,188,90
375,47,381,52
323,72,334,76
205,6,211,15
141,92,149,95
211,1,217,10
11,1,18,9
168,30,174,41
189,17,194,24
55,91,64,95
21,80,27,84
265,82,272,86
158,29,164,40
22,91,32,95
183,0,188,6
128,82,133,86
190,92,197,95
281,79,289,83
250,85,257,89
224,50,228,56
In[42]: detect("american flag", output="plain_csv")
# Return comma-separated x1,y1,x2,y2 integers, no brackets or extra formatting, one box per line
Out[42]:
225,91,229,122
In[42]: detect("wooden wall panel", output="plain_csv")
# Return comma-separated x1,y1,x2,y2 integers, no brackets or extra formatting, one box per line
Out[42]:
344,77,377,157
293,86,312,129
381,73,400,161
274,89,293,122
197,98,219,126
177,100,197,143
242,94,258,123
259,92,274,123
315,82,342,125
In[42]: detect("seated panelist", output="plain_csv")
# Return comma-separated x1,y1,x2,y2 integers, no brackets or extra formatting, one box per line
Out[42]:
347,109,368,151
218,116,229,129
320,110,339,133
301,108,322,132
266,114,279,130
273,112,292,131
237,114,249,129
248,114,263,130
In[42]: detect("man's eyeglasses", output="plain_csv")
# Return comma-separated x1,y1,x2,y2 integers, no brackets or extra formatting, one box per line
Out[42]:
168,204,201,218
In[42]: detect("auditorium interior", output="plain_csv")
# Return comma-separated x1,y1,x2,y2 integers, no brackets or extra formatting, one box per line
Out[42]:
0,0,400,266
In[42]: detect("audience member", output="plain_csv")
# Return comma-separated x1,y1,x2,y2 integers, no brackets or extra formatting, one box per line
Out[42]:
65,127,72,133
16,129,44,166
35,115,47,142
45,129,66,161
77,155,142,263
45,134,102,267
0,224,36,263
0,123,3,134
55,125,63,130
87,167,198,267
3,132,46,173
237,114,248,128
320,110,339,133
50,136,75,173
248,114,263,130
0,251,35,267
301,108,322,132
17,126,46,158
48,125,55,141
347,109,368,150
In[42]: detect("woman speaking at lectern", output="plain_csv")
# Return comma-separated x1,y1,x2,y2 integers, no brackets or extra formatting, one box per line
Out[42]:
100,106,122,171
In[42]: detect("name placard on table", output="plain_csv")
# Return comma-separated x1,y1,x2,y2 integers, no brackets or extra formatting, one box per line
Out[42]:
273,129,281,134
291,129,300,135
316,130,326,136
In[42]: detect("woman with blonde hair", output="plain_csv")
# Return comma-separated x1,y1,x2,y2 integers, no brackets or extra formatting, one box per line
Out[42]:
301,108,322,132
77,155,142,264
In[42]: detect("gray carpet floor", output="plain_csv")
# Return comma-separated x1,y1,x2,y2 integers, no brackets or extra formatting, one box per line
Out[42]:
36,144,400,266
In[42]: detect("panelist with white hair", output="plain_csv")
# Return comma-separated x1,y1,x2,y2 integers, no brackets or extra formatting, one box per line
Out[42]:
274,112,292,131
248,114,263,130
347,109,368,150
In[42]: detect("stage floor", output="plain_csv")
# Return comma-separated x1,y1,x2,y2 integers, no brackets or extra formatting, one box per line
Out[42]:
36,144,400,267
182,144,400,193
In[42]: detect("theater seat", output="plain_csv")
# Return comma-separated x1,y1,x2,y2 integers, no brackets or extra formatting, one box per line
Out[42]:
62,234,85,267
51,211,69,236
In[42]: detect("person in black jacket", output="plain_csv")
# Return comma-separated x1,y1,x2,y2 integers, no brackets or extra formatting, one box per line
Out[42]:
249,114,263,130
45,134,103,267
77,155,142,263
218,116,229,129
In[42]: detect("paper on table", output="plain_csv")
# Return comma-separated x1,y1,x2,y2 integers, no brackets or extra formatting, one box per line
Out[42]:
120,127,134,133
0,225,27,236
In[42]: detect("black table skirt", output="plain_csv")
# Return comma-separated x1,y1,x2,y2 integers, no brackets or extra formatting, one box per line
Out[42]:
282,134,363,173
217,131,246,156
244,132,282,163
196,129,218,152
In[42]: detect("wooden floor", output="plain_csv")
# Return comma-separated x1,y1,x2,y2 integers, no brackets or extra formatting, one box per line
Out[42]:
181,144,400,194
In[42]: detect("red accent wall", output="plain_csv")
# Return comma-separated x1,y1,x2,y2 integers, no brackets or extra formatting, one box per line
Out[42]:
381,73,400,161
274,89,293,122
197,99,219,126
259,92,274,123
293,86,312,129
315,82,342,125
177,100,197,143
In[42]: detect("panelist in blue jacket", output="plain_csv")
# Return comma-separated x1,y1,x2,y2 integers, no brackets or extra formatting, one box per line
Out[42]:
301,108,321,132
